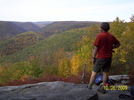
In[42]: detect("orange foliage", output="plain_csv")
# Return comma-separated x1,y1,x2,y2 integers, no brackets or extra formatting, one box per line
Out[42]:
0,72,91,87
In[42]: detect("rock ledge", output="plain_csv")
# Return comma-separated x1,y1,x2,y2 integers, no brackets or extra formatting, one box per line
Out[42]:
0,81,97,100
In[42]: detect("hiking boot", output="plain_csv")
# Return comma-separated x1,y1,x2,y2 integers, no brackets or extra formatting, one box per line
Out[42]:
97,84,106,94
87,86,92,89
87,84,92,89
97,87,106,94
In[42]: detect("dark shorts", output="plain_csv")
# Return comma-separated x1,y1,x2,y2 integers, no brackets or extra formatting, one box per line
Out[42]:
93,57,112,73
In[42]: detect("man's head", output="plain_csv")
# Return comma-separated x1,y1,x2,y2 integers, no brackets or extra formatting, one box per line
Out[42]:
100,22,110,32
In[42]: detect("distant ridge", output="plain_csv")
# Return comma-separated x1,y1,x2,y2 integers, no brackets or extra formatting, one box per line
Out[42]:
39,21,100,37
12,22,41,31
0,21,26,42
33,21,54,27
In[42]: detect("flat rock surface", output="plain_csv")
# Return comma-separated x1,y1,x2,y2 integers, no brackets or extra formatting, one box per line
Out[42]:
0,81,97,100
0,81,133,100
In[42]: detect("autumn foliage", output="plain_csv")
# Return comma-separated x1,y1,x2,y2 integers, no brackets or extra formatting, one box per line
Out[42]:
0,16,134,86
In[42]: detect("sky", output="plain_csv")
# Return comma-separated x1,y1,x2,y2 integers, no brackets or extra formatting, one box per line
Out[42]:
0,0,134,22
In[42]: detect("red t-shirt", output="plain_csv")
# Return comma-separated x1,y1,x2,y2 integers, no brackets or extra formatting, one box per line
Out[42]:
94,32,119,58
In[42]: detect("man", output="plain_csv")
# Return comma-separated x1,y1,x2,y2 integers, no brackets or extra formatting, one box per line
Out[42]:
88,22,120,93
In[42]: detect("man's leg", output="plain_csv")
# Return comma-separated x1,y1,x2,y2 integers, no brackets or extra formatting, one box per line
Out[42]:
88,71,97,89
102,57,111,85
102,72,108,85
97,72,108,94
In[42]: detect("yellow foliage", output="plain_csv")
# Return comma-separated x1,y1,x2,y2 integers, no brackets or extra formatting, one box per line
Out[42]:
71,55,82,75
119,59,126,63
20,74,29,82
12,70,21,79
58,57,71,77
0,66,3,73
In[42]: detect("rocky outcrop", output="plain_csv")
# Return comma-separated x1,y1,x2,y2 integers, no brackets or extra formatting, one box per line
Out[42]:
109,75,130,84
109,75,129,81
0,75,132,100
0,81,97,100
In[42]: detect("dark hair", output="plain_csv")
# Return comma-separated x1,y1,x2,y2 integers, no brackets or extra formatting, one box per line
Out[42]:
100,22,110,31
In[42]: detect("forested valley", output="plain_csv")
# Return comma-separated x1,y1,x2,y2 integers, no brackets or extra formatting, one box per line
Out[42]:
0,16,134,86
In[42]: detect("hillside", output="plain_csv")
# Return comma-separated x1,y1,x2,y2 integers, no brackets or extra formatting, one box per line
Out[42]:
0,31,43,57
0,21,99,43
33,21,54,27
0,27,90,64
39,21,100,37
0,21,26,42
13,22,41,31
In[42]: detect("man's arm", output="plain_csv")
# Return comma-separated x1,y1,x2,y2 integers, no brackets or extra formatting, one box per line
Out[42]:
113,42,121,49
92,46,99,64
92,46,98,58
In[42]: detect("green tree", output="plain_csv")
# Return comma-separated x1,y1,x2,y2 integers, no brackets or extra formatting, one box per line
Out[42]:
110,16,134,74
109,17,126,38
